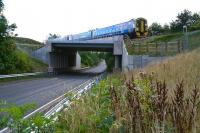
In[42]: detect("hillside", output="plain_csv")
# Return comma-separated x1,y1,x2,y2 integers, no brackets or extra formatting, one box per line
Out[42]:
14,37,47,73
0,37,47,74
14,37,42,45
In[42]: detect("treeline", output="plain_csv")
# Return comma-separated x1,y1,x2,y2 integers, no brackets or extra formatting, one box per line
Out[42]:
0,0,33,74
149,10,200,35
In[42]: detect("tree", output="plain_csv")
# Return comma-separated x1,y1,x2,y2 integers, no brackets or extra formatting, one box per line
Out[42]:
148,22,163,35
0,0,25,74
192,13,200,23
170,10,200,32
177,10,193,26
162,24,170,33
47,33,60,40
189,19,200,31
170,20,180,32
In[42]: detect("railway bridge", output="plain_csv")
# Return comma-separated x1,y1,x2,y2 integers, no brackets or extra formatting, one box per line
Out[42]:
33,36,129,73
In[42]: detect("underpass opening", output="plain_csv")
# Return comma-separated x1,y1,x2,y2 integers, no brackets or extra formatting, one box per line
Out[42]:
50,45,117,73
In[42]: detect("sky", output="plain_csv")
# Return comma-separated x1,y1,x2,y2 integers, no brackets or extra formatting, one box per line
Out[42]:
3,0,200,42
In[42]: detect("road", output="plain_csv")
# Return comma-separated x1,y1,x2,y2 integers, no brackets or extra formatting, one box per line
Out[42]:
0,61,106,108
0,74,94,107
79,60,107,74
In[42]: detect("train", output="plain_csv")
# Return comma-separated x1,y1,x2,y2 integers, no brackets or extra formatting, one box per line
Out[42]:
60,18,148,41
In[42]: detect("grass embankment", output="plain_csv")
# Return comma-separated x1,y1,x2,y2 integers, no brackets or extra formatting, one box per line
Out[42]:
0,37,47,75
0,50,47,74
56,47,200,132
15,37,47,72
15,50,47,73
149,33,183,42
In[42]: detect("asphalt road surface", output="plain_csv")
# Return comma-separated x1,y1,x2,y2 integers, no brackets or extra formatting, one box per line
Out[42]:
0,61,106,108
79,60,107,74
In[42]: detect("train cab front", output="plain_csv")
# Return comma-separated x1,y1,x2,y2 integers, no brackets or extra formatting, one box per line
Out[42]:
135,18,148,37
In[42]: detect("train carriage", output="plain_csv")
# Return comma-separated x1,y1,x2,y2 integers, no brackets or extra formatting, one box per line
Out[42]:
66,18,148,41
93,19,135,38
72,31,92,40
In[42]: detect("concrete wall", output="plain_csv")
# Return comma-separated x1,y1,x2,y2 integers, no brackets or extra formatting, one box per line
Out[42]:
31,45,51,64
128,55,169,70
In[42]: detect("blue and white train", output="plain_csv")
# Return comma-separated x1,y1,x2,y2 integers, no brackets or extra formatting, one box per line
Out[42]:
64,18,148,41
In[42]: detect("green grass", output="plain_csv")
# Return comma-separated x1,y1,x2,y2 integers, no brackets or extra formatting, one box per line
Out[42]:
0,49,47,75
13,50,47,73
149,32,183,42
29,57,48,72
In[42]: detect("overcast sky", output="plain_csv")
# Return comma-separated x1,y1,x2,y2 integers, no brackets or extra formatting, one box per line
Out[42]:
3,0,200,42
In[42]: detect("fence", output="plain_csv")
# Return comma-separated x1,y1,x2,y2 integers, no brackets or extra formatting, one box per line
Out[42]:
124,38,181,69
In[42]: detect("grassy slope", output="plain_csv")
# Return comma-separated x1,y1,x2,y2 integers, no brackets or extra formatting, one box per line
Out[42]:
29,57,47,72
15,37,47,73
1,37,47,74
149,32,183,42
15,50,47,73
15,37,44,51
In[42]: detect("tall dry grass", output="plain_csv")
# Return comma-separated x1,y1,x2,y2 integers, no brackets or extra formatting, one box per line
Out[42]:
109,73,200,133
126,48,200,96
